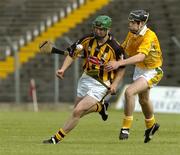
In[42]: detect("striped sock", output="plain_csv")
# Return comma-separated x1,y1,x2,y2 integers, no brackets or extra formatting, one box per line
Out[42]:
95,103,102,112
54,128,67,143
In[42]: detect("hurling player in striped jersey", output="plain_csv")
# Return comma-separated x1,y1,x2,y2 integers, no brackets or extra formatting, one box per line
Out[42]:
43,15,125,144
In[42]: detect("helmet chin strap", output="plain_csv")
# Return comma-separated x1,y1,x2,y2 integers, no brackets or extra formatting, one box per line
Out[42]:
130,23,146,35
94,30,108,41
130,29,138,34
94,33,106,40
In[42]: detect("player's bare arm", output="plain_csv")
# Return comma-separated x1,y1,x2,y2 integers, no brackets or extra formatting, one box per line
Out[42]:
109,67,125,94
105,53,145,72
56,55,74,79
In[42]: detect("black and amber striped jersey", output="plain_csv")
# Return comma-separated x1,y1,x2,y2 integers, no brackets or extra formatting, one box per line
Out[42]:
68,33,125,82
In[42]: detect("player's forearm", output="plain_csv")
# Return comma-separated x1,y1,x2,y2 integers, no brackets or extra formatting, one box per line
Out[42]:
60,55,74,71
112,68,125,87
119,53,145,66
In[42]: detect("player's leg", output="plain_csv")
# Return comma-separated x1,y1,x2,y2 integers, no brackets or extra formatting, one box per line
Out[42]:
138,90,160,143
43,96,98,144
141,67,163,143
43,73,109,144
43,76,108,144
119,77,148,140
62,95,98,132
138,89,153,119
98,94,111,121
59,78,109,139
82,94,111,121
42,96,83,144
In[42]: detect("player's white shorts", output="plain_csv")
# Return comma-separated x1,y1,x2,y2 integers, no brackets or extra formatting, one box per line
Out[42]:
77,72,110,102
133,66,163,87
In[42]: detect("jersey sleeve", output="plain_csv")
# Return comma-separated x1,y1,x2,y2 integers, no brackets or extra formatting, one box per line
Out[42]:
110,38,126,61
67,34,93,58
109,37,126,68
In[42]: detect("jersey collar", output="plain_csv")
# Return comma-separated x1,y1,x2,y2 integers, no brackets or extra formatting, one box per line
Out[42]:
139,25,148,36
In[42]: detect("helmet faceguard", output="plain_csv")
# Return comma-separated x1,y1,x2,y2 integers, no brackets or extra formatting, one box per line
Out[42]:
128,10,149,34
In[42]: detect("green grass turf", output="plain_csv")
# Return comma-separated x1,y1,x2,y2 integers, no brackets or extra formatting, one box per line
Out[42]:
0,108,180,155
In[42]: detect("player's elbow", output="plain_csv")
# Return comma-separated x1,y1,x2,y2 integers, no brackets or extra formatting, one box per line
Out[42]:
137,53,146,62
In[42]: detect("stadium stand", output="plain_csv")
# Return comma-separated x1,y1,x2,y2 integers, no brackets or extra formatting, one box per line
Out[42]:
0,0,74,60
0,0,77,102
0,0,180,103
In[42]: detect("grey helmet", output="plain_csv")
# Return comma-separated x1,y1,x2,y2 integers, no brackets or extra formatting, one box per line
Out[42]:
128,10,149,23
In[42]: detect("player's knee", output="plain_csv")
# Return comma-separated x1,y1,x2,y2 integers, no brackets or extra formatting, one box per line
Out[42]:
139,97,148,105
73,107,83,118
125,88,134,98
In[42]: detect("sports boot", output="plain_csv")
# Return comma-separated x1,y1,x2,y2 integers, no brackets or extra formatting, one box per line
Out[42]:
119,128,129,140
99,100,109,121
144,123,160,143
43,136,58,144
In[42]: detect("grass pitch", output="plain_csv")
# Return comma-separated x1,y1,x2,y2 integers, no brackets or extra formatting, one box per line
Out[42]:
0,107,180,155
